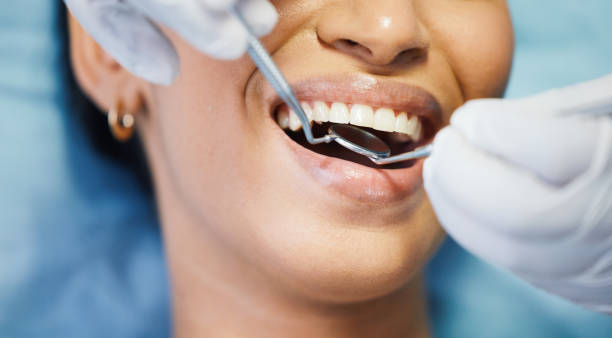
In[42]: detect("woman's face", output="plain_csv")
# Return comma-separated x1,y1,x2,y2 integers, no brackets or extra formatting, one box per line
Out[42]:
125,0,512,303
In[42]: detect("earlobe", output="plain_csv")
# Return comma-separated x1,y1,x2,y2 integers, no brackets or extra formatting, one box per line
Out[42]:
108,101,136,142
68,13,144,117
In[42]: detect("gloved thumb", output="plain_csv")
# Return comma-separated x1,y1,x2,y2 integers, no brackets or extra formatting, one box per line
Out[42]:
449,98,607,186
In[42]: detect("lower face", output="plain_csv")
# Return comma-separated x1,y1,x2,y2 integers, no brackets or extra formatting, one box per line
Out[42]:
146,0,513,303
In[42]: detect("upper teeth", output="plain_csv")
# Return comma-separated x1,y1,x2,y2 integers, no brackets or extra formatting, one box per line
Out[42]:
276,101,423,141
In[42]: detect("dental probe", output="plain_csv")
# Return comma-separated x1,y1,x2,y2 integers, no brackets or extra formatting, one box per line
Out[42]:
230,8,333,146
231,7,432,165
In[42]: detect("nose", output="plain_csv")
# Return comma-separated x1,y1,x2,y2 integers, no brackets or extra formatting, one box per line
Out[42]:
316,0,429,67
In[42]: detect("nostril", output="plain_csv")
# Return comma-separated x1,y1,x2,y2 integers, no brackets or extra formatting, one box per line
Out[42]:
332,38,425,66
396,47,427,64
334,39,373,58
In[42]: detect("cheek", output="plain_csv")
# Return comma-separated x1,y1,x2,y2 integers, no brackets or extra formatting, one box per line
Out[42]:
423,1,514,99
147,32,258,223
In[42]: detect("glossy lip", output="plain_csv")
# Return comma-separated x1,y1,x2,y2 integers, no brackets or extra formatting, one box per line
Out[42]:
265,74,443,123
262,74,444,204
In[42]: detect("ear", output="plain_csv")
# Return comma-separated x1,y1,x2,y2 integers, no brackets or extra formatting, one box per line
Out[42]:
68,13,144,115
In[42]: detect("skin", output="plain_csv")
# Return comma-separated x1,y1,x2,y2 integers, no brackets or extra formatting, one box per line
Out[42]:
69,0,514,337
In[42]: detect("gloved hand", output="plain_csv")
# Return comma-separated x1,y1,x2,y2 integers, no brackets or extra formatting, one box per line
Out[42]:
424,74,612,314
63,0,278,85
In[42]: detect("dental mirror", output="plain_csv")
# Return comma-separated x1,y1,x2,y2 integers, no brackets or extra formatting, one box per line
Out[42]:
327,124,434,164
328,124,390,159
233,7,433,166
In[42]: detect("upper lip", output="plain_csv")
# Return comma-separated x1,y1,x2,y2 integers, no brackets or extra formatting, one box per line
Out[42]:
263,73,444,130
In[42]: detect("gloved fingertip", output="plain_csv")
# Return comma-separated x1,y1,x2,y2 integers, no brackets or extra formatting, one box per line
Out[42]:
453,97,504,121
240,0,279,37
131,62,179,86
432,126,453,149
449,98,502,141
201,0,238,11
422,157,434,184
219,44,249,60
429,127,466,169
125,46,180,85
201,18,249,59
153,67,180,86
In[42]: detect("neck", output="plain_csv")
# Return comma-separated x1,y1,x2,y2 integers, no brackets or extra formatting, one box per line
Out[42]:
160,207,431,338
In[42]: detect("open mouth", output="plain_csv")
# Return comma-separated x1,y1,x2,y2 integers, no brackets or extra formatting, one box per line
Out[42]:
274,101,434,169
260,75,444,202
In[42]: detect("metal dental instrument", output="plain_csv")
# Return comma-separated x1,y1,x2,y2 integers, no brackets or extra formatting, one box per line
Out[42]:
232,8,432,165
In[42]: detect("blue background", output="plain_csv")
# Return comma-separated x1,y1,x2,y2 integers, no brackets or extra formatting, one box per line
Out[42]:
1,1,611,337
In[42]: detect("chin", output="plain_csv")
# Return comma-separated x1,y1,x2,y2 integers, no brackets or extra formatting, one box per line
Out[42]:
255,208,444,305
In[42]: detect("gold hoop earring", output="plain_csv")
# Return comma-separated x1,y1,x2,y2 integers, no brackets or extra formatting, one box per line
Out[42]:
107,102,135,142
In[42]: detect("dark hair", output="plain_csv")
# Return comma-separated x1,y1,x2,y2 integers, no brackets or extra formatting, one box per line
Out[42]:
57,6,153,193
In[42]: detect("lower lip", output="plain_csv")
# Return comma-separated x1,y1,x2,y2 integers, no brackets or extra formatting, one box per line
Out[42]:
274,124,426,204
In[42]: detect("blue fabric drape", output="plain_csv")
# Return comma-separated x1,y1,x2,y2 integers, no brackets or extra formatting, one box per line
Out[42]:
0,2,170,337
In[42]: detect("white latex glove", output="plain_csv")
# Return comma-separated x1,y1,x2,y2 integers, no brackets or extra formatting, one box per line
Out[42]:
424,74,612,314
64,0,278,85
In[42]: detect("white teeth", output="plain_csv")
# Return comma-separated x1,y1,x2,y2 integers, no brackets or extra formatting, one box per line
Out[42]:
395,113,423,141
301,102,314,122
277,110,289,129
329,102,350,123
394,112,408,133
373,108,395,132
349,104,374,127
285,103,314,132
288,109,302,131
278,101,423,141
405,114,422,140
312,101,329,123
390,112,424,142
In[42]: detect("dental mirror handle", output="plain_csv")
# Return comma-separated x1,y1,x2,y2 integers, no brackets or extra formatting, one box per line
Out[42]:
231,7,334,145
372,96,611,166
369,144,433,165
